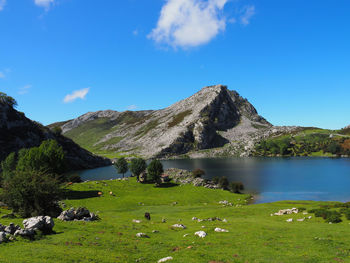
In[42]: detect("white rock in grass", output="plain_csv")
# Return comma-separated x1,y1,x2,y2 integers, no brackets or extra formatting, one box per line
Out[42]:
214,227,229,232
172,224,186,229
297,218,305,222
307,216,312,219
158,256,173,263
132,219,141,223
286,218,293,222
222,219,228,223
183,234,189,237
194,231,207,238
136,233,149,238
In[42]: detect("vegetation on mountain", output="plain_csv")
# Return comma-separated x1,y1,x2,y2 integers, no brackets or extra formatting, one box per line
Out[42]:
254,128,350,157
0,92,17,108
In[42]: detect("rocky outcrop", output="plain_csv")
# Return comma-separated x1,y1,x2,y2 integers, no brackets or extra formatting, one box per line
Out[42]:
0,103,111,169
55,85,274,158
57,207,98,221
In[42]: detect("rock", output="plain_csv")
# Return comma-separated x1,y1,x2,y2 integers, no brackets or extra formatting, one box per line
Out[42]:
23,216,54,232
136,233,149,238
286,218,293,222
194,231,207,238
158,256,173,263
307,216,312,219
161,218,166,223
152,230,159,233
192,217,198,221
297,218,305,222
4,223,20,235
273,208,299,216
219,200,233,206
132,219,141,223
183,234,189,237
223,219,228,223
214,228,229,232
58,207,98,222
0,232,6,243
172,224,186,229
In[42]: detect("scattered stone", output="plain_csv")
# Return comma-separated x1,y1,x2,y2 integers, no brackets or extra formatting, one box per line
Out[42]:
303,212,308,215
219,200,233,206
158,256,173,263
4,223,20,235
23,216,54,232
194,231,207,238
172,224,186,229
58,207,98,222
162,218,166,223
286,218,293,222
152,230,159,233
273,208,298,216
14,229,35,238
132,219,141,223
192,217,198,221
183,234,189,237
136,233,149,238
0,232,6,243
214,228,229,232
222,219,228,223
297,218,305,222
307,216,312,219
201,226,205,228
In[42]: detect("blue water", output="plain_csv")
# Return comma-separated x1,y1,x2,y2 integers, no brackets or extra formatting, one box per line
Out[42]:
71,157,350,203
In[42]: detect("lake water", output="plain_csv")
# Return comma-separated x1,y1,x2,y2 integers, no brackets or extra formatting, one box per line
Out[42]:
71,157,350,204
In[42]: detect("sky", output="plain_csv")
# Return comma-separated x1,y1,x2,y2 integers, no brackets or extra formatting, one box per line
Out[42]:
0,0,349,129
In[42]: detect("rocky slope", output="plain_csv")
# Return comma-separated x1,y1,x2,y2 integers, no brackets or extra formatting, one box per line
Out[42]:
0,102,111,170
52,85,299,159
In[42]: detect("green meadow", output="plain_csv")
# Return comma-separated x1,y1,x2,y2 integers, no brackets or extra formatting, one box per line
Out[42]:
1,178,350,263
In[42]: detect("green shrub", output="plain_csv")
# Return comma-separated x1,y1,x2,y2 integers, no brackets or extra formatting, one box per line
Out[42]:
192,168,205,178
325,211,342,223
212,176,220,184
1,170,63,217
229,182,244,193
218,176,229,190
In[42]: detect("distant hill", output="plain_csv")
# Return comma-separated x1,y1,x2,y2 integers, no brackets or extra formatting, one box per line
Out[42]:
0,99,111,170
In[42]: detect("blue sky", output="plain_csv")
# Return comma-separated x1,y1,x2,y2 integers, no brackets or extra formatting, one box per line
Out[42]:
0,0,349,129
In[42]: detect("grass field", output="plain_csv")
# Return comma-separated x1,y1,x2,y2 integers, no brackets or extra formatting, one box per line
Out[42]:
1,179,350,263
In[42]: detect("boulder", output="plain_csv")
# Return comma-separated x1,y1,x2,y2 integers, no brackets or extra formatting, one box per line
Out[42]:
194,231,207,238
172,224,186,229
57,207,98,222
135,233,149,238
158,256,173,262
214,227,229,232
0,232,6,243
4,223,20,235
14,229,35,238
23,216,54,232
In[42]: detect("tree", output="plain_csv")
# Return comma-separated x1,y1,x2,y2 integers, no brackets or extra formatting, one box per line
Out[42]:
115,157,128,178
218,176,229,190
147,159,163,185
0,152,17,184
229,182,244,193
129,158,147,182
1,170,63,217
192,168,205,178
0,92,17,108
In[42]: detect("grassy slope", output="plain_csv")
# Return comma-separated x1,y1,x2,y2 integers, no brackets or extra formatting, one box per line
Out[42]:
1,179,350,262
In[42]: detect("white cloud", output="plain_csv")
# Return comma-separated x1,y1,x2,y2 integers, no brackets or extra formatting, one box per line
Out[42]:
0,0,6,11
34,0,55,10
133,29,139,36
148,0,229,48
63,88,90,103
0,72,4,79
126,105,138,110
18,85,32,95
240,5,255,26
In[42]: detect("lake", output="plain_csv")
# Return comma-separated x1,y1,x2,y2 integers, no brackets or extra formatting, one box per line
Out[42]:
71,157,350,204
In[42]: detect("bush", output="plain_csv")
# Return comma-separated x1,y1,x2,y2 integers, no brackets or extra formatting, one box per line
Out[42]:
114,157,128,178
129,158,147,182
343,209,350,220
218,176,229,190
1,170,63,217
229,182,244,193
146,160,163,185
325,211,342,223
192,168,205,178
1,152,17,184
212,176,220,184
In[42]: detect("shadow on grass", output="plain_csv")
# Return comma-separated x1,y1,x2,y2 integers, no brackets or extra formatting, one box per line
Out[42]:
62,190,101,200
156,182,180,188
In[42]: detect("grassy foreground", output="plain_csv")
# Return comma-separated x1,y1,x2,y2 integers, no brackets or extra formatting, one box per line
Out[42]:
1,179,350,263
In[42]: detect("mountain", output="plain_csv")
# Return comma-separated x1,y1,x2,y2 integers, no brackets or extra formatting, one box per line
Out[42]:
51,85,290,159
0,100,111,170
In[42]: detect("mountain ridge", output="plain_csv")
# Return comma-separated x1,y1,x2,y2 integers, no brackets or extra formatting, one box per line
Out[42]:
51,85,286,159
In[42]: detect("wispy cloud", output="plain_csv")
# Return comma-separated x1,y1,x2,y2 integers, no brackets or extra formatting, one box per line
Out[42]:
240,5,255,26
127,105,137,110
63,88,90,103
148,0,229,49
0,72,5,79
18,85,32,95
34,0,55,11
0,0,6,11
